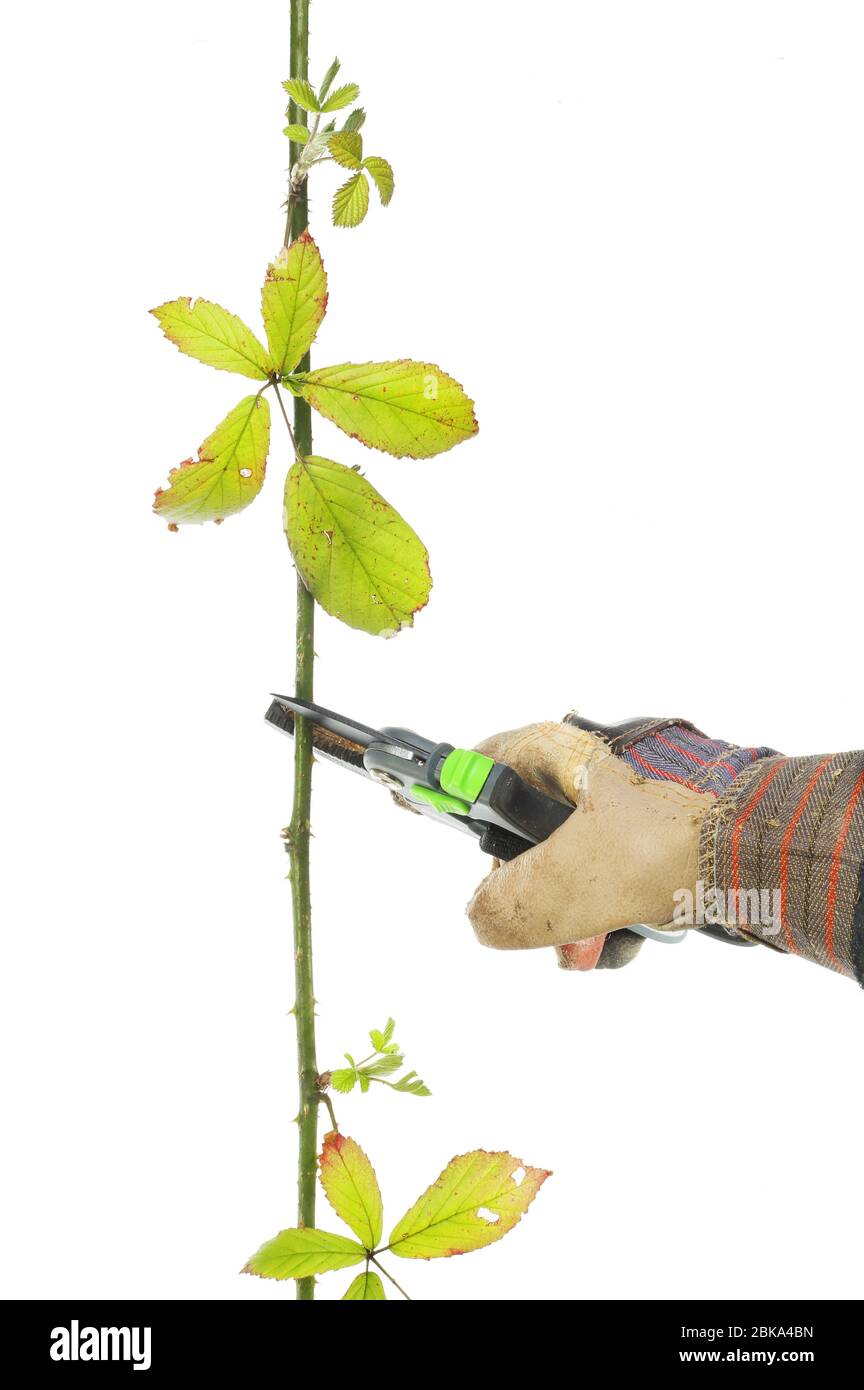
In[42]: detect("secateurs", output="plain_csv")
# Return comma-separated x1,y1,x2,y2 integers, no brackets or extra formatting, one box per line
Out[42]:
265,694,689,947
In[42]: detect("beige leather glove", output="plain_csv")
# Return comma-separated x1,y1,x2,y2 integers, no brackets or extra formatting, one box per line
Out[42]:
466,722,709,970
467,717,864,985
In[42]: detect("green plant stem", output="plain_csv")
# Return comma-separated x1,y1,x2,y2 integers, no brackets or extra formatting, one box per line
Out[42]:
284,0,310,248
287,0,317,1304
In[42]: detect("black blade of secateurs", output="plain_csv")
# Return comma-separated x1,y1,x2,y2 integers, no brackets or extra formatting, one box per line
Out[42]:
265,697,372,774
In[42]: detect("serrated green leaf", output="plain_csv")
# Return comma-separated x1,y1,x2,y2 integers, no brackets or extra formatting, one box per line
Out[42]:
322,82,360,112
329,1068,357,1095
318,57,341,103
369,1019,396,1051
388,1151,550,1259
151,298,272,380
358,1074,370,1094
244,1227,365,1280
342,1270,386,1301
329,131,363,170
284,456,431,636
391,1071,432,1098
153,395,270,527
283,77,320,112
343,108,366,132
361,1053,404,1078
261,232,328,377
363,156,395,206
284,123,310,144
332,172,370,228
290,360,478,458
319,1132,383,1249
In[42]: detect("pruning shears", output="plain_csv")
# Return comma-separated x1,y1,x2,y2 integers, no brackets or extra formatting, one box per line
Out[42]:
265,694,696,949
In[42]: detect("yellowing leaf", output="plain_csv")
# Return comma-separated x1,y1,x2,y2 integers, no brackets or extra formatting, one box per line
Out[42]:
151,298,272,380
291,360,478,458
319,1132,383,1249
333,172,369,228
261,232,328,376
342,1270,386,1300
243,1227,365,1280
388,1151,550,1260
153,395,270,526
284,455,431,636
329,131,363,170
363,156,395,206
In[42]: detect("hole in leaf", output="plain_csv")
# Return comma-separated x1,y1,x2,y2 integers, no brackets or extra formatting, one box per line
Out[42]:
476,1207,500,1224
512,1167,525,1186
239,468,253,478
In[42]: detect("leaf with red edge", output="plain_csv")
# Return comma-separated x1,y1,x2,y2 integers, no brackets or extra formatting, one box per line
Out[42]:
261,232,328,377
288,360,478,458
319,1132,383,1250
388,1150,550,1260
150,297,271,379
153,395,270,527
284,455,431,636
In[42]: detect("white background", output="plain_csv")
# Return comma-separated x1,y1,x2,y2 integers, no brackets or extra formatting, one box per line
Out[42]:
2,0,862,1302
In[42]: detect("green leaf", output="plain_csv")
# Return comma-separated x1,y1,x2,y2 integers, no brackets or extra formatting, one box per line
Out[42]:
329,131,363,170
151,298,272,380
391,1071,432,1098
369,1019,396,1051
388,1151,550,1259
332,172,370,228
318,57,341,103
322,82,360,112
342,1270,386,1301
363,156,395,206
283,77,320,112
153,395,270,527
261,232,328,377
343,108,366,132
319,1132,384,1249
285,456,431,636
290,361,478,458
284,123,310,144
358,1074,370,1094
329,1068,357,1095
362,1053,404,1078
244,1227,365,1280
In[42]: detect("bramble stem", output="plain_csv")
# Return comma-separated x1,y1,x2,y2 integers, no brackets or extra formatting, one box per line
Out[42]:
286,0,317,1304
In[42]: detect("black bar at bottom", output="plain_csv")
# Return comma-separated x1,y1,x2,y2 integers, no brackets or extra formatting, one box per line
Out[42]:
2,1298,858,1374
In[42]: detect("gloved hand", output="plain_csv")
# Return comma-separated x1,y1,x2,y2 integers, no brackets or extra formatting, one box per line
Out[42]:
466,715,864,987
